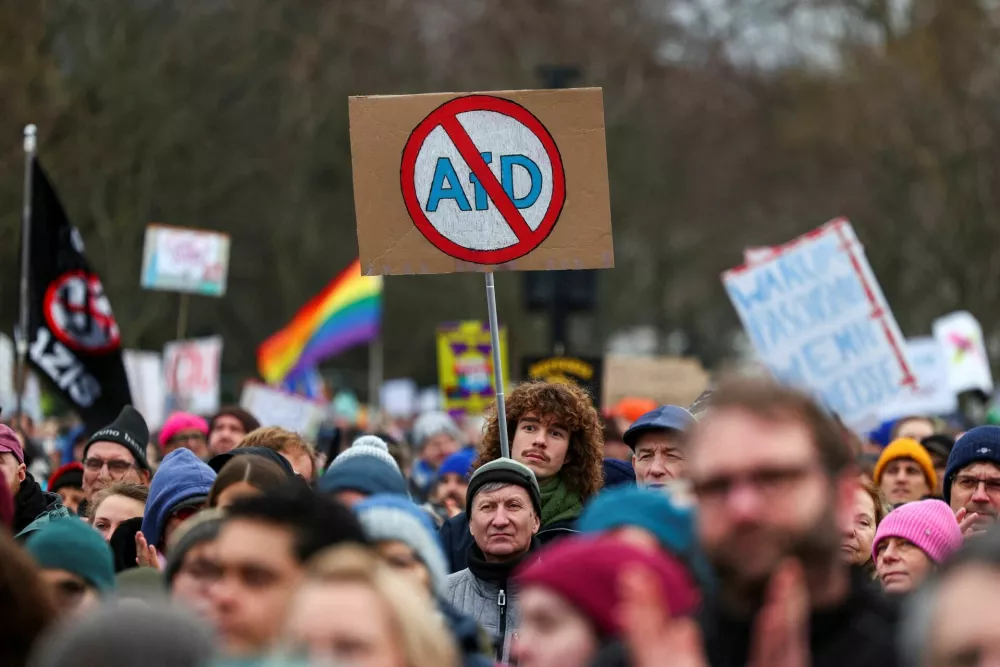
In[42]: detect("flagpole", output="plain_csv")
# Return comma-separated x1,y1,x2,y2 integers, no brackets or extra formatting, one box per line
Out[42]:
368,335,383,416
17,125,38,419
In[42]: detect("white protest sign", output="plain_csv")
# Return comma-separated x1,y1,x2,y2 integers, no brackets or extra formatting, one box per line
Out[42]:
0,334,14,413
240,382,325,440
876,337,957,420
722,218,915,427
141,224,231,296
124,349,165,429
933,311,994,394
380,378,418,418
163,336,222,415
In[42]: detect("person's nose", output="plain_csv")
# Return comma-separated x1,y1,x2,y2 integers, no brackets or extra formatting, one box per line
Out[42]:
532,429,547,447
647,454,667,478
881,543,900,564
726,480,763,520
491,507,511,528
972,481,992,504
840,522,855,540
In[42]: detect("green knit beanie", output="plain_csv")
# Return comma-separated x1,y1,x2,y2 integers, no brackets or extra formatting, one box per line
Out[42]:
26,518,116,593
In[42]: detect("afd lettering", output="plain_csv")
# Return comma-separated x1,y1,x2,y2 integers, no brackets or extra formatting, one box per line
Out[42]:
30,327,101,407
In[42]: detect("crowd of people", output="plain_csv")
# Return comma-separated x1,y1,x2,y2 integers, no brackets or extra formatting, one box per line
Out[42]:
2,375,1000,667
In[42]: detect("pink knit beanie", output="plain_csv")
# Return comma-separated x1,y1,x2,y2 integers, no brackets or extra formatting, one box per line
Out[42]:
159,412,210,446
872,499,963,564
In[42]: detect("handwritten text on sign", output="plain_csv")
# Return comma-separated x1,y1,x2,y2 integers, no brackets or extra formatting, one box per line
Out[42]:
722,219,914,426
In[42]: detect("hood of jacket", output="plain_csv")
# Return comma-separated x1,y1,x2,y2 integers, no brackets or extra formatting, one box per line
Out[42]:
140,449,216,548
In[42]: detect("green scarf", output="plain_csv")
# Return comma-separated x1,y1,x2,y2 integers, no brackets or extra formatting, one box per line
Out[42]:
538,476,583,527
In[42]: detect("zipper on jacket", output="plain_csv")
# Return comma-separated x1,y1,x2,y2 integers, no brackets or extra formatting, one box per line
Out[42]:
497,584,508,663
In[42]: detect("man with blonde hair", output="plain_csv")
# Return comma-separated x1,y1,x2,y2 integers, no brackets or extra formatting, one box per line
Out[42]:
237,427,317,480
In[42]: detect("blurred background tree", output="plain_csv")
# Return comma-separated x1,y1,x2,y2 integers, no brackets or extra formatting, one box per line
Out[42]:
2,0,999,397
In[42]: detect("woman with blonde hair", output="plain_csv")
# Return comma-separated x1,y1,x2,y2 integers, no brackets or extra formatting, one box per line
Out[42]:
840,476,890,578
280,544,459,667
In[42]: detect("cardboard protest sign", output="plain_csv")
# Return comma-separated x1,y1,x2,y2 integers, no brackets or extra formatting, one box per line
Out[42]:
722,218,914,427
933,311,994,395
602,355,709,409
437,321,509,419
877,337,957,420
522,355,603,405
163,336,222,415
141,224,231,296
349,88,614,275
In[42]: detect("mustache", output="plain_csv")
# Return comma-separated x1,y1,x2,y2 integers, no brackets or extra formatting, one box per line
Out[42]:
523,449,549,462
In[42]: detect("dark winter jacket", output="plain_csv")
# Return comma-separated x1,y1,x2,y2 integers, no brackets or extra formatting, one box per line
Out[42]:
446,538,541,664
440,511,575,573
698,567,901,667
13,471,70,539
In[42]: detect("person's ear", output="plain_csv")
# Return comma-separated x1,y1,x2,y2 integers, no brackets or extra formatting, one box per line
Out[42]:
140,469,152,485
17,463,26,484
531,511,541,535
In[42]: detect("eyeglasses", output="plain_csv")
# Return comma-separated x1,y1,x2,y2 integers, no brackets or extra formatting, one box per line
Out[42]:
167,433,207,446
953,475,1000,496
82,457,135,477
170,505,201,522
692,463,819,507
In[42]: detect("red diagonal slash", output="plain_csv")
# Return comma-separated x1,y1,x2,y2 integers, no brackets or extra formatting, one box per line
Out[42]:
439,115,534,240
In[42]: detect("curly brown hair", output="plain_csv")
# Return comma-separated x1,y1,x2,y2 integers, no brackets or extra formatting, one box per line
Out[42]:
475,381,604,500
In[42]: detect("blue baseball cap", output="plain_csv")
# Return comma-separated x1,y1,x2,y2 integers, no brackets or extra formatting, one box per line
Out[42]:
623,406,695,449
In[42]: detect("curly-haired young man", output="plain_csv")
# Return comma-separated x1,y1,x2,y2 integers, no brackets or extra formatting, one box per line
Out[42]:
439,381,604,572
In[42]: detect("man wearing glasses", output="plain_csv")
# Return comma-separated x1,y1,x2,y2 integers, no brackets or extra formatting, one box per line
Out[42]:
687,374,899,667
944,426,1000,539
82,406,152,504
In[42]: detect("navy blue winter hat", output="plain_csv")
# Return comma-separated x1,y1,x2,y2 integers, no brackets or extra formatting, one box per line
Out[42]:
316,455,408,498
944,426,1000,502
623,406,695,449
602,458,636,488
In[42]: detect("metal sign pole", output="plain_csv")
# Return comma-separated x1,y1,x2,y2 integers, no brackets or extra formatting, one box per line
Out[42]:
485,272,510,458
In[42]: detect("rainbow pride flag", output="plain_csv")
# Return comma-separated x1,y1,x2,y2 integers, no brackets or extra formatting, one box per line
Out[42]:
258,259,382,384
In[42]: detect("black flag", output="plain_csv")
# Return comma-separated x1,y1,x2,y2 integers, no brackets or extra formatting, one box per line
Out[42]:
22,162,132,430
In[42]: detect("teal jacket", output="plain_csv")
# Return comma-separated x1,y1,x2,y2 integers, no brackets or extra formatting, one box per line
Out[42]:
14,472,71,540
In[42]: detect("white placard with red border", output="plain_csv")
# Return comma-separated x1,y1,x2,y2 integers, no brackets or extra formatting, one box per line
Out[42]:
933,310,994,394
722,218,914,427
163,336,222,415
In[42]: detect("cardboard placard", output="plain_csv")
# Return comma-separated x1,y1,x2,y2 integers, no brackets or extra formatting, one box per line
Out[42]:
722,218,914,427
349,88,614,275
123,349,166,429
436,321,509,419
239,381,326,440
522,355,603,405
602,355,709,409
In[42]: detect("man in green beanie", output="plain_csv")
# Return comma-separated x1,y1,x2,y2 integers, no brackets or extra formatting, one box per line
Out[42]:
26,518,115,615
440,381,605,572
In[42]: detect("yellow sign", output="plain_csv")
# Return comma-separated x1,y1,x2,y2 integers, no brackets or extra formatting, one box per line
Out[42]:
436,321,509,418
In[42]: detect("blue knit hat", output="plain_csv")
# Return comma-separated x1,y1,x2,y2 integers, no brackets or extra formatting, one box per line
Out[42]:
354,494,449,598
436,447,476,481
944,426,1000,502
317,455,408,498
577,485,713,592
26,519,116,593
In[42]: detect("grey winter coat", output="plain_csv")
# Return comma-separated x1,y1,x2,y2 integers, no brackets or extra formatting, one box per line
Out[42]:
446,567,519,665
444,538,540,665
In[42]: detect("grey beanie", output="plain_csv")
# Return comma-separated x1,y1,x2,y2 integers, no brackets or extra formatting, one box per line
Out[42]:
328,435,401,473
354,494,450,599
165,508,226,585
412,411,463,450
467,458,542,517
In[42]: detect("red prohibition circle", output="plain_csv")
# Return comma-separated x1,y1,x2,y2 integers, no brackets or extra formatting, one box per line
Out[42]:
400,95,566,265
43,270,121,354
